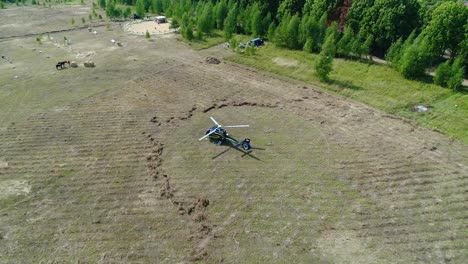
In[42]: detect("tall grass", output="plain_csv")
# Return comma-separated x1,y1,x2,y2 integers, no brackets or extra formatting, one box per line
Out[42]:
226,44,467,143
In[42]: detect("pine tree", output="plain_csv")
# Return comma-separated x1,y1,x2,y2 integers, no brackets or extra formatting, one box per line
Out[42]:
315,32,336,82
434,60,451,87
286,13,300,49
386,37,403,67
303,38,314,53
447,57,465,90
223,4,238,40
267,21,276,42
337,26,354,58
215,0,228,30
135,0,145,18
250,4,262,37
399,37,431,79
98,0,105,9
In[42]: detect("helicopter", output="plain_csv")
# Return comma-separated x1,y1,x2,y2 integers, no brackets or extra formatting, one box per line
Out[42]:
198,117,252,151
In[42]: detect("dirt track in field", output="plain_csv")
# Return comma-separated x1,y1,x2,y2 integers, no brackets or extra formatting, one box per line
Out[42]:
0,5,467,263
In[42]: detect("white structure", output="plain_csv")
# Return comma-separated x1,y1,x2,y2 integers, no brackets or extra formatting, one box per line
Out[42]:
155,16,167,24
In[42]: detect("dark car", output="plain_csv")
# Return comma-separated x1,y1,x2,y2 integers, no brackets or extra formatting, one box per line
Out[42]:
248,38,264,47
133,13,141,20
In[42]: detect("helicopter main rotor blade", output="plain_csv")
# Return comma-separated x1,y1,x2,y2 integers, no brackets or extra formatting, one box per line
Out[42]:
224,125,249,128
210,117,220,126
199,128,218,141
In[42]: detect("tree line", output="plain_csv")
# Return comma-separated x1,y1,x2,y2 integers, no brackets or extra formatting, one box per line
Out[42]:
118,0,466,88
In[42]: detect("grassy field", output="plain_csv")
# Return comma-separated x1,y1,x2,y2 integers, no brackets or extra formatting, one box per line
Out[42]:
226,44,468,143
1,5,467,263
180,30,226,50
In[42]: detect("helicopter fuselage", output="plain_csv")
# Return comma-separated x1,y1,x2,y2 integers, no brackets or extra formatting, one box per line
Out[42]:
205,126,251,150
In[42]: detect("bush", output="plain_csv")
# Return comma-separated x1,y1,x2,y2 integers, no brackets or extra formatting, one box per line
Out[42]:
434,60,451,87
145,30,150,39
229,38,238,52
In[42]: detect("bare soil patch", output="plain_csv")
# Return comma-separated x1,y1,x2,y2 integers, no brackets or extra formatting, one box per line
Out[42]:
273,57,298,67
0,180,30,199
124,20,173,35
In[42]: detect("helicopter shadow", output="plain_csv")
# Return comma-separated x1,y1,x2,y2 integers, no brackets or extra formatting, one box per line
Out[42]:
211,140,265,161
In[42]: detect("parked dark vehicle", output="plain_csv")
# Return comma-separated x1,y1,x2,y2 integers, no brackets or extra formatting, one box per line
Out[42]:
248,38,264,47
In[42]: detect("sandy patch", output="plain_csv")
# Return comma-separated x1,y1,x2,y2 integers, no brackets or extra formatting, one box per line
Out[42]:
0,180,31,199
125,21,174,35
273,57,298,67
0,161,8,168
75,50,96,59
317,230,379,263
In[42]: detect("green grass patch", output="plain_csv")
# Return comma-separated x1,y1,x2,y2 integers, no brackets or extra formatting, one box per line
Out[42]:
226,44,468,143
181,30,226,50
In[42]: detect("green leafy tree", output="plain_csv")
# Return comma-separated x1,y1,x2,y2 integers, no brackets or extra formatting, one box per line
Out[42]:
223,3,237,40
170,17,179,30
434,60,451,87
267,21,276,41
135,0,145,18
181,13,194,40
274,13,290,47
385,37,403,67
229,37,238,52
196,1,214,38
250,3,263,37
315,32,336,82
421,1,468,59
123,7,131,19
276,0,306,21
303,37,314,53
286,13,301,49
398,37,431,79
106,0,115,18
215,0,228,30
355,0,421,53
98,0,105,9
143,0,151,12
337,26,354,58
151,0,163,14
308,0,335,21
447,57,465,91
360,34,374,60
317,13,328,47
